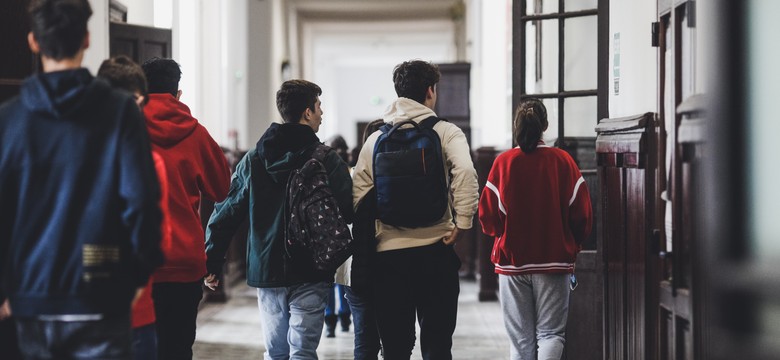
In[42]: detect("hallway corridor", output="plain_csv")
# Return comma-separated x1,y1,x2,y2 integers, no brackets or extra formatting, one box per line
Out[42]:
193,280,509,359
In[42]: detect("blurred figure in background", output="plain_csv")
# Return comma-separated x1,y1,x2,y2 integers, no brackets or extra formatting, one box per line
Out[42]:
336,119,385,359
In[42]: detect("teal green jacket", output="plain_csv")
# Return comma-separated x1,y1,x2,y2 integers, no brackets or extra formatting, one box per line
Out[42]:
205,123,353,287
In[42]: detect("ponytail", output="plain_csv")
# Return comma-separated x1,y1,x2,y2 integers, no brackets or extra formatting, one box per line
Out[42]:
513,98,548,153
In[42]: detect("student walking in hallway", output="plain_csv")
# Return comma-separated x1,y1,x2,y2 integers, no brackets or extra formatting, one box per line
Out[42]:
479,99,593,360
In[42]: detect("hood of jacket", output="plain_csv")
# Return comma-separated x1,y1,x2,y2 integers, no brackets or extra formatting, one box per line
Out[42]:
143,93,199,146
382,97,437,124
255,122,321,184
20,68,109,118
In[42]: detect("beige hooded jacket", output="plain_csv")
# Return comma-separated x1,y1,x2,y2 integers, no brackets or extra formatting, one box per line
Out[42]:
352,97,479,252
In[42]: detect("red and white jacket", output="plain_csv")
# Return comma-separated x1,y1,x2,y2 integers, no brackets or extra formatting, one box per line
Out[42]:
478,143,592,275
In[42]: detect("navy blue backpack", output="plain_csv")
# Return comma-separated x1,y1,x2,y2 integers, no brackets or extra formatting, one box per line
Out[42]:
373,116,448,228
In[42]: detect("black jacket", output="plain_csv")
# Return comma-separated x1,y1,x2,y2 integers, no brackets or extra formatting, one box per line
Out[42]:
0,69,163,317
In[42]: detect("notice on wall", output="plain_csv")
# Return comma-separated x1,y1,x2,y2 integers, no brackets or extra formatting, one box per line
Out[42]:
613,33,620,96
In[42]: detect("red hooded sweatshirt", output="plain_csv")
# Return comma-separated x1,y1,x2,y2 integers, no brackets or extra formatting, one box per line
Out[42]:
143,94,230,283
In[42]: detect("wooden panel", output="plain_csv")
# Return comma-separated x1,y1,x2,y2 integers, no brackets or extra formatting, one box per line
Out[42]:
110,22,172,65
595,132,644,155
626,168,646,359
565,251,603,360
603,166,625,359
434,63,471,145
595,113,651,133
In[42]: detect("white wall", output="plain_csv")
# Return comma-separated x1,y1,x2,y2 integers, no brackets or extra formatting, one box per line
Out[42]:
472,0,512,149
304,20,455,148
122,0,155,26
244,0,286,148
608,0,657,117
83,0,155,72
83,0,109,73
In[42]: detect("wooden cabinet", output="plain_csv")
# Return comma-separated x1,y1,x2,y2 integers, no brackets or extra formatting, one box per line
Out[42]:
109,22,172,65
596,113,659,360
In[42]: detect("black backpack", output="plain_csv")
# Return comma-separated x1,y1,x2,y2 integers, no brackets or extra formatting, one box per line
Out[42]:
372,116,448,228
284,144,352,272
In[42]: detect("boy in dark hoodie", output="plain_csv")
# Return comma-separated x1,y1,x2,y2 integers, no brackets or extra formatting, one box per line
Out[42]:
204,80,353,359
0,0,164,358
141,57,231,360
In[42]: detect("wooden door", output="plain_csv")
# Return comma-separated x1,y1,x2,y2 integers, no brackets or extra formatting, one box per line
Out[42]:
656,1,698,358
596,113,659,360
434,63,481,283
0,0,39,103
434,63,471,145
109,22,172,64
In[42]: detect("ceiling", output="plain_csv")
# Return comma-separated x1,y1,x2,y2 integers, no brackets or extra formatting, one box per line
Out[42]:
287,0,461,21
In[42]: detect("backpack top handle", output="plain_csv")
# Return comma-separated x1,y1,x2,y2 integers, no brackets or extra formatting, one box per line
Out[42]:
384,116,440,138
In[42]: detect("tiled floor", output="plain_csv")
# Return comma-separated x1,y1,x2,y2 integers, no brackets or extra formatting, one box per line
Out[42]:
193,280,510,359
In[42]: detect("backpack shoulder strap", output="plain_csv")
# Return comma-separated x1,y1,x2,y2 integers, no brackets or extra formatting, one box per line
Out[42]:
378,123,394,134
419,116,441,129
311,143,331,162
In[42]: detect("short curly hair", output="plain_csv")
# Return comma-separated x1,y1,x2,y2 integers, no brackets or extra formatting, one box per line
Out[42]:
98,55,148,105
392,60,440,104
142,57,182,97
276,80,322,123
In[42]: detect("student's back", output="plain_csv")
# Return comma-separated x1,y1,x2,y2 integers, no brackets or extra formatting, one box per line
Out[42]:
0,68,163,317
141,57,230,359
143,92,229,282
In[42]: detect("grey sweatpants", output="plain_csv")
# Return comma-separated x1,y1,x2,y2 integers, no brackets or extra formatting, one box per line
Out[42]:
498,273,571,360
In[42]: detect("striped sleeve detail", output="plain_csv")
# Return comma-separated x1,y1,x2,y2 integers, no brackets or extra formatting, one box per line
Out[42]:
568,176,585,206
494,262,575,274
485,180,506,215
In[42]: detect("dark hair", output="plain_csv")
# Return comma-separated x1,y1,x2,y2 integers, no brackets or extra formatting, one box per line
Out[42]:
98,55,148,105
329,135,349,163
392,60,440,104
276,80,322,123
142,57,182,97
28,0,92,60
513,98,548,153
348,119,386,167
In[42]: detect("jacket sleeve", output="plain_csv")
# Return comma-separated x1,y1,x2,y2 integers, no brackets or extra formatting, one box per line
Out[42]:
326,151,354,224
118,101,164,287
205,152,252,276
478,158,506,238
568,164,593,246
197,126,232,203
442,124,479,229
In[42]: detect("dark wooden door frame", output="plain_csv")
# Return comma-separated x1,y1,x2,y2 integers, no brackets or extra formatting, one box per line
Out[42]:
109,22,172,65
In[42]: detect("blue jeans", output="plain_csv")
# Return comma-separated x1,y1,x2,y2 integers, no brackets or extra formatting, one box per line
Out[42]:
257,282,330,359
498,273,570,360
344,286,381,360
132,323,157,360
325,284,350,316
15,316,132,359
